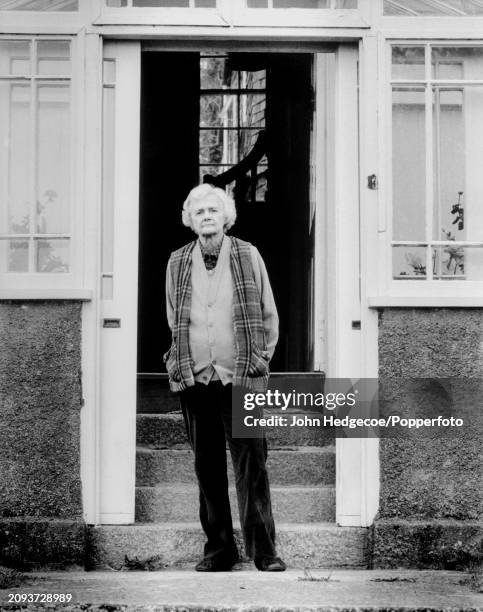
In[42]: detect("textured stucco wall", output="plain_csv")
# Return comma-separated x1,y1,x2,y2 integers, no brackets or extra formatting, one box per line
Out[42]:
375,308,483,568
0,301,83,519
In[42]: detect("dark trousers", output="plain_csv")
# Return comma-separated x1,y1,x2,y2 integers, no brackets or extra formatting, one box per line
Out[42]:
180,381,277,562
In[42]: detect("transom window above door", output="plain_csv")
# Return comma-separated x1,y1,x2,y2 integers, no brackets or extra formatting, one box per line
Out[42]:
384,0,483,16
0,0,78,9
106,0,216,6
105,0,357,8
101,0,363,27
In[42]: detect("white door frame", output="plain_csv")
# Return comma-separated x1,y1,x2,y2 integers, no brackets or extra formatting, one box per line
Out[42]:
82,38,379,527
97,40,141,524
325,43,380,527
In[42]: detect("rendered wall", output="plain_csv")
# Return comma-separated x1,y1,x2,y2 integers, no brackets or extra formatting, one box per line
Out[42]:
0,301,85,569
373,308,483,569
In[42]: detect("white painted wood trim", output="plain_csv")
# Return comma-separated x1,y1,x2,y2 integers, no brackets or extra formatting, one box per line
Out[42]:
327,44,370,528
313,53,330,374
97,40,140,525
368,296,483,307
228,11,368,29
87,25,369,39
379,19,483,38
94,7,228,26
359,31,381,527
0,289,93,300
80,32,103,526
99,512,133,523
142,40,338,52
94,6,368,28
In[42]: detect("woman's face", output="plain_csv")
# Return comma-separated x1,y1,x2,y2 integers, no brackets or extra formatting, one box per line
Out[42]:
190,194,225,239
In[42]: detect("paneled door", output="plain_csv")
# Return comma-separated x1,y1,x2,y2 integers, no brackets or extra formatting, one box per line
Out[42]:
98,41,141,524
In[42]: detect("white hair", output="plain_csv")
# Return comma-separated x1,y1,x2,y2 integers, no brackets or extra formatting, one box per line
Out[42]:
182,183,237,232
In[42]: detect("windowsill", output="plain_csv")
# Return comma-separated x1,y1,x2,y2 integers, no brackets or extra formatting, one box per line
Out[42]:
367,296,483,308
0,289,93,301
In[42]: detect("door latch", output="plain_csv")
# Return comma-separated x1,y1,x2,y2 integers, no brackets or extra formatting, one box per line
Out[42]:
103,318,121,328
367,174,378,190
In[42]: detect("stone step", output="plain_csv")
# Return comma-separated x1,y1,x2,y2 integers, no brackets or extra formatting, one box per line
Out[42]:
137,372,326,414
136,446,335,486
135,485,335,523
137,413,334,448
137,377,178,414
88,523,369,570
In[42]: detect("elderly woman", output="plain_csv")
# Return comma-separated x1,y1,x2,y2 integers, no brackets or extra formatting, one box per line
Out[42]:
165,183,285,572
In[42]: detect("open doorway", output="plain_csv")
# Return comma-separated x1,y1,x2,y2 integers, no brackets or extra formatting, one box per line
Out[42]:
137,50,319,380
97,42,369,527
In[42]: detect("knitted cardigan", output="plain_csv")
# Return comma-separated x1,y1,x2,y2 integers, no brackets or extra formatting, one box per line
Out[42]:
164,236,270,392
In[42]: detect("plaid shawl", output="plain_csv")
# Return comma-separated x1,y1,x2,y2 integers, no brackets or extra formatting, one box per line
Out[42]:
165,236,270,392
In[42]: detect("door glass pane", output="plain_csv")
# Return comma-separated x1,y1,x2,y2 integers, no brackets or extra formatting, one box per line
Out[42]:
198,54,267,205
199,129,238,164
0,0,78,9
240,129,263,157
37,41,70,76
199,164,232,182
392,46,425,80
0,83,31,234
201,56,237,89
240,69,265,89
200,94,237,127
392,88,426,241
239,94,265,127
385,0,483,15
0,40,30,76
255,164,268,201
37,84,70,234
36,238,69,273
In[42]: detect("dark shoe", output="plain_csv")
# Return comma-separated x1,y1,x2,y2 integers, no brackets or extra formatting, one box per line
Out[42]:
254,556,286,572
195,556,238,572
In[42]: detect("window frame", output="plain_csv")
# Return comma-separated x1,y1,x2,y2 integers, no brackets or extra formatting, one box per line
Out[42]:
0,2,96,32
379,37,483,299
0,34,84,291
229,3,365,28
96,0,228,26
